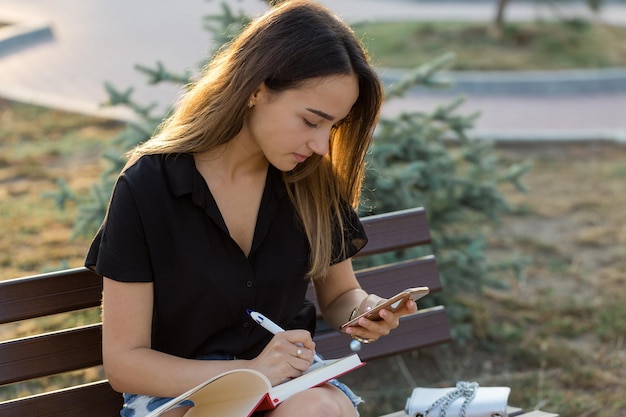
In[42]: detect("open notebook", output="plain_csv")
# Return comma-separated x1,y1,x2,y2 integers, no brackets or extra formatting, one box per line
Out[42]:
145,353,364,417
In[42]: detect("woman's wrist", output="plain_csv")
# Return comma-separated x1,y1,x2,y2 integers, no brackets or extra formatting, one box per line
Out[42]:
324,288,368,329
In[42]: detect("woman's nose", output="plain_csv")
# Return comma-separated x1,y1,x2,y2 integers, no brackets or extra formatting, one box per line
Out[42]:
307,130,330,156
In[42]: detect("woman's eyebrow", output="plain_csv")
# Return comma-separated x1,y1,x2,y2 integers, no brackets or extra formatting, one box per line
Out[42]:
306,108,335,121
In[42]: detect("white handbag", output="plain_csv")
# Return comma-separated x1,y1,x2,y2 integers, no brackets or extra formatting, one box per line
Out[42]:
405,381,511,417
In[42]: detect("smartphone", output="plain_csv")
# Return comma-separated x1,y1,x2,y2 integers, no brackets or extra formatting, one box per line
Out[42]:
340,287,429,330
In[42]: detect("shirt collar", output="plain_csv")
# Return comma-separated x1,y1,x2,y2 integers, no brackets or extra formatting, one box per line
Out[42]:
163,153,195,198
163,153,287,201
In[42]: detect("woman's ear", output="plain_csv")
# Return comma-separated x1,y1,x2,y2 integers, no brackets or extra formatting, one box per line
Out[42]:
249,82,269,107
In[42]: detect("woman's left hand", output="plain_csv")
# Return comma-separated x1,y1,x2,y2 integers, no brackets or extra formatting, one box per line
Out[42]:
342,294,418,344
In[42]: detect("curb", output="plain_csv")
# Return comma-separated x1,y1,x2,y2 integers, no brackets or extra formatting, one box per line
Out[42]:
0,84,138,122
0,17,53,55
467,128,626,144
379,67,626,96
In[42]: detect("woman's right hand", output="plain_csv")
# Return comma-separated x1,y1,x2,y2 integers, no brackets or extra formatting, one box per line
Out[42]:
249,330,317,385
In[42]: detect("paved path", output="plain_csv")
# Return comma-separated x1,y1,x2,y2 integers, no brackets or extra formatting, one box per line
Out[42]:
0,0,625,141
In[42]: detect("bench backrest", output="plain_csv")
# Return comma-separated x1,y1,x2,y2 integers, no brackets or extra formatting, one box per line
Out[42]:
308,208,450,360
0,207,450,416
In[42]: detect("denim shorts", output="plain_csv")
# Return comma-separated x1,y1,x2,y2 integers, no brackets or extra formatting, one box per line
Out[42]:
120,354,363,417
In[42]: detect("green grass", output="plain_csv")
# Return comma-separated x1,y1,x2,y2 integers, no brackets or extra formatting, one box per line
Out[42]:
353,20,626,70
0,98,123,280
596,301,626,342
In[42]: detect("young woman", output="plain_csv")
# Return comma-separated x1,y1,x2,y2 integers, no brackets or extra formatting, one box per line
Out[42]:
86,1,417,416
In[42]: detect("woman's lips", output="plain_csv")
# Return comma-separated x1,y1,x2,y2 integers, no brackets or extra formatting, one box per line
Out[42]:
293,153,309,163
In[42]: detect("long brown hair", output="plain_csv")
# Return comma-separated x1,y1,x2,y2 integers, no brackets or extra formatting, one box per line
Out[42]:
128,0,383,280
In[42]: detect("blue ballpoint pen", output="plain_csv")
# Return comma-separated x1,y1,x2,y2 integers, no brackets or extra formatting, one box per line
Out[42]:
247,309,324,364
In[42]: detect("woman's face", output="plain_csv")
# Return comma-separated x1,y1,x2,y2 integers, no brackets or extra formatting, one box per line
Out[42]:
244,74,359,172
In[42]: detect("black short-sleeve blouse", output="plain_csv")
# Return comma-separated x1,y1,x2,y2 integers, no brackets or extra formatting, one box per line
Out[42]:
85,154,367,360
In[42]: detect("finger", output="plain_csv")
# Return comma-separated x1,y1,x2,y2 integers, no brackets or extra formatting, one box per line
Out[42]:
267,343,309,376
394,298,418,315
286,347,315,372
294,343,319,366
344,319,387,341
269,331,310,356
357,308,400,337
378,309,400,328
268,335,306,366
282,329,316,352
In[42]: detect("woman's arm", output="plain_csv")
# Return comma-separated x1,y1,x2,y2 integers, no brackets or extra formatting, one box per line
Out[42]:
314,259,417,342
313,260,368,330
102,277,249,396
102,277,316,395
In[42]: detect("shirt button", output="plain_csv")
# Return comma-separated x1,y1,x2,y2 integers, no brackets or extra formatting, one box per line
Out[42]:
246,280,254,288
243,321,250,328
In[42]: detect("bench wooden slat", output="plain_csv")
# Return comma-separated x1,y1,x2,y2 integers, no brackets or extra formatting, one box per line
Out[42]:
0,268,102,324
314,307,451,361
0,380,122,417
357,208,431,257
0,324,102,385
355,255,441,295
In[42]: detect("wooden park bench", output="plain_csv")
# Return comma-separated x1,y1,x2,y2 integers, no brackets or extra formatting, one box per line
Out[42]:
0,207,558,417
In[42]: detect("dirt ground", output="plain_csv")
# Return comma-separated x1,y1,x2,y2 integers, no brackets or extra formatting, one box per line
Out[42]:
346,141,626,417
1,98,625,416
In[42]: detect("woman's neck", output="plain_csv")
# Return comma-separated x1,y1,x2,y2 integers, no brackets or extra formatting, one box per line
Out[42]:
194,136,268,182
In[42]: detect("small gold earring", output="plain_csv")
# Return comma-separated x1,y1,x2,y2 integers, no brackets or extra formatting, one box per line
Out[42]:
248,100,254,108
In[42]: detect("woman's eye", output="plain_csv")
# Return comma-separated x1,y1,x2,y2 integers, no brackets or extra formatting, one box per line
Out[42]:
303,119,318,128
